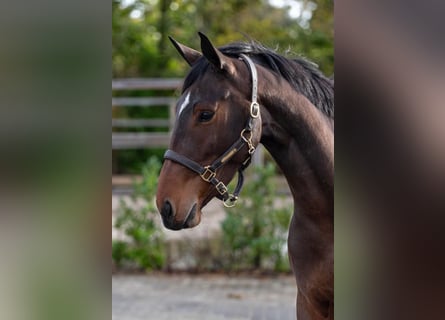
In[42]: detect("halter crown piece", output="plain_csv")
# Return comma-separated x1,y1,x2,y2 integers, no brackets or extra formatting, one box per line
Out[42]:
164,54,260,207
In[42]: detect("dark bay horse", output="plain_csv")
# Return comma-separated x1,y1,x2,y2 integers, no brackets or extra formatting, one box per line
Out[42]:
156,33,334,319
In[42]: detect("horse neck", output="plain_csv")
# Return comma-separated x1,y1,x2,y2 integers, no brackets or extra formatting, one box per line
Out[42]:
257,68,334,218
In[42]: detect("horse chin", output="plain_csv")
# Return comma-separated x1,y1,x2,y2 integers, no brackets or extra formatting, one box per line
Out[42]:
182,205,201,229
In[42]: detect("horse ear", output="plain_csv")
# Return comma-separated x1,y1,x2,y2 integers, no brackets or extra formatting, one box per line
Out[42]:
169,36,202,66
198,32,234,73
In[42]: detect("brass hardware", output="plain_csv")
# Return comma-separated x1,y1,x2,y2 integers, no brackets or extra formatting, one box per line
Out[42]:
250,102,260,118
240,129,252,142
200,166,216,182
220,148,238,164
240,129,255,155
223,195,238,208
216,182,228,195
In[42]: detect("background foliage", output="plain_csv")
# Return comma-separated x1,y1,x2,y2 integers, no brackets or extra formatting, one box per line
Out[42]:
112,159,293,272
222,164,292,272
113,0,333,77
112,157,166,271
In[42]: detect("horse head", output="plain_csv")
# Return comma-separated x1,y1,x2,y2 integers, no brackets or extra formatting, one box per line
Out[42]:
156,32,262,230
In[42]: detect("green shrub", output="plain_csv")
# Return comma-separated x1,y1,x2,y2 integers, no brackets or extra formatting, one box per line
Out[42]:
112,157,166,271
221,163,292,272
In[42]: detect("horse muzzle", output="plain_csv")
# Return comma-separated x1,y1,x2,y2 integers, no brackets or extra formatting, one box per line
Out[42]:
158,200,200,230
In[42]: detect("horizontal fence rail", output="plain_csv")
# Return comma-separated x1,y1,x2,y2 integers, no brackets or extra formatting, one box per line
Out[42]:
112,78,180,149
112,78,182,90
112,119,170,128
112,97,177,107
112,133,171,149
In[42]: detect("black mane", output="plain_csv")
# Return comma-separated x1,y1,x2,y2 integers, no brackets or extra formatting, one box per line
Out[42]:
183,41,334,118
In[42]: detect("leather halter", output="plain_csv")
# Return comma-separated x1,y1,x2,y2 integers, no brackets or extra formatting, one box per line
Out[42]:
164,54,260,207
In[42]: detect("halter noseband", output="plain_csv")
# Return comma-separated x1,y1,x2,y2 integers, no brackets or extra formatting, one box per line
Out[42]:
163,54,260,208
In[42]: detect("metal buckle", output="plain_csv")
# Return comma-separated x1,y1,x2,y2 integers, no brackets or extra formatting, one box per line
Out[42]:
242,156,251,166
200,166,216,182
241,129,255,154
216,182,228,195
240,129,252,142
223,195,238,208
250,101,260,118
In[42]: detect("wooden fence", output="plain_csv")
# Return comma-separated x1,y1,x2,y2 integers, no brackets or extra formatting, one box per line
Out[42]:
112,78,182,149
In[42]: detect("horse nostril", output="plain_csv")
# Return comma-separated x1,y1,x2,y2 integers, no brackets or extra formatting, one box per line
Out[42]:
161,200,174,219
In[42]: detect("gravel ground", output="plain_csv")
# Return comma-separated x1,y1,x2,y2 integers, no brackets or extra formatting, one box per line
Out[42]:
112,273,297,320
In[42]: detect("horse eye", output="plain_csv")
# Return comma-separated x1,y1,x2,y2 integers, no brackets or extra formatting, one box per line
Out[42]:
198,111,215,122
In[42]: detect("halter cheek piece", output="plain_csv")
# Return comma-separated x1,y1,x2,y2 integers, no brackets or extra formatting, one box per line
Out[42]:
164,54,259,208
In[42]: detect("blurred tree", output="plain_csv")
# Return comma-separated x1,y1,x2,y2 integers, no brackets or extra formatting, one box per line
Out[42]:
113,0,333,77
304,0,334,75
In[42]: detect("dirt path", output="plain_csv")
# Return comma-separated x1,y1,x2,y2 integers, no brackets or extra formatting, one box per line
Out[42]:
112,273,296,320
